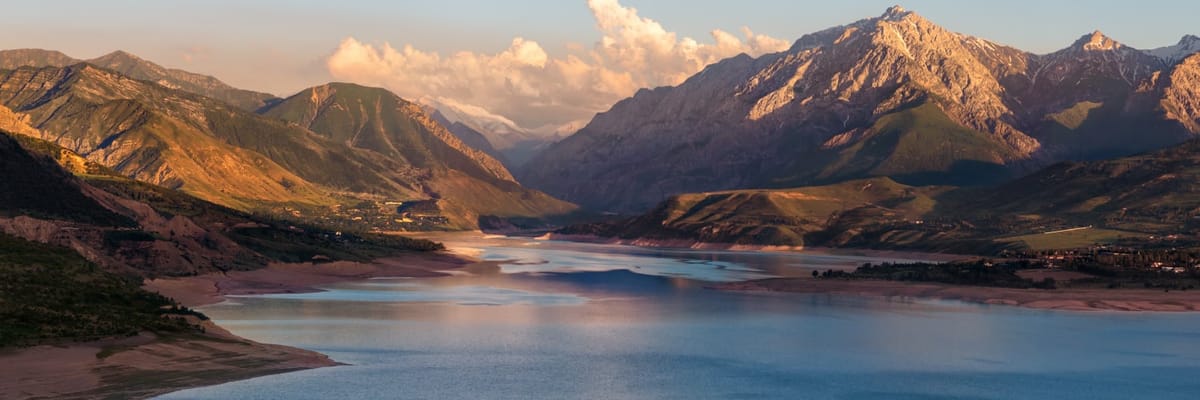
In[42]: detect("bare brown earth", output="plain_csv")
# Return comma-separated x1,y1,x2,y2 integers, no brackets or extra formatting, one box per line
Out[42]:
717,278,1200,312
0,320,336,400
145,251,475,307
0,251,479,400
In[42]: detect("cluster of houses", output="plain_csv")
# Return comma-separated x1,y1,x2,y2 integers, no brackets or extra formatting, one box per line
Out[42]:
1149,262,1191,274
1035,246,1198,274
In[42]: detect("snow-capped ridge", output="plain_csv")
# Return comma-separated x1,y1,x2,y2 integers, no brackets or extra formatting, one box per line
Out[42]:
1147,34,1200,64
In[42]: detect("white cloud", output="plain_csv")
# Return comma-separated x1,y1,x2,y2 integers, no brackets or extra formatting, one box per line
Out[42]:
326,0,789,133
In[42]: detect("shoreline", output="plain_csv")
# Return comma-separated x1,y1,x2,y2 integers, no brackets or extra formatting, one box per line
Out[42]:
716,278,1200,312
538,233,969,262
145,251,477,308
1,250,483,400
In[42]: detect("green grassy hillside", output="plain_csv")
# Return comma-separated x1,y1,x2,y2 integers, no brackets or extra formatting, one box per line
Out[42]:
818,102,1015,186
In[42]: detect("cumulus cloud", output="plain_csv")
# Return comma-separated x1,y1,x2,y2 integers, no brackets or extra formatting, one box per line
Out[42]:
326,0,789,133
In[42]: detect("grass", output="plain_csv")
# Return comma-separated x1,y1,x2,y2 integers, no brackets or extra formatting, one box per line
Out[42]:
820,101,1014,186
1046,101,1103,130
997,228,1141,251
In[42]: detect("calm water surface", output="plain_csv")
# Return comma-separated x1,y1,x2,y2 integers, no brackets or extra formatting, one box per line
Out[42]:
159,234,1200,399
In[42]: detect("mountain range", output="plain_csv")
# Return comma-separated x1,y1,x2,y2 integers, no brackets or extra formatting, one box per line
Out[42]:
0,54,575,229
0,49,278,111
3,5,1200,249
521,6,1200,212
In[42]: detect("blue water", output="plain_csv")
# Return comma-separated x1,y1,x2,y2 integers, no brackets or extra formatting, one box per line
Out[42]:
159,234,1200,399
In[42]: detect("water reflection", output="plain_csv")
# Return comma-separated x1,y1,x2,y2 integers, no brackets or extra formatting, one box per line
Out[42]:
159,233,1200,400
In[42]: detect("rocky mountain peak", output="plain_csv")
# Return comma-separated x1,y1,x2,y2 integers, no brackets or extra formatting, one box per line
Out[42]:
94,50,141,61
881,5,910,20
1072,30,1122,52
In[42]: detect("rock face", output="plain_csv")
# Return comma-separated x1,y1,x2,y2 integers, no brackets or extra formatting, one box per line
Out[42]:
0,49,278,111
1160,54,1200,133
521,7,1200,212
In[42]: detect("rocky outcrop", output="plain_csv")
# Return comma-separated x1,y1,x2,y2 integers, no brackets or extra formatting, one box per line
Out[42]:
1161,54,1200,133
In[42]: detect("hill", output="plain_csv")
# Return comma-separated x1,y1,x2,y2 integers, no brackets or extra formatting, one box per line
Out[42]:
259,83,577,228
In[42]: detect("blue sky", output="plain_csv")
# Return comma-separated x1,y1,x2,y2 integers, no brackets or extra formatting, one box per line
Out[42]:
3,0,1197,128
3,0,1196,94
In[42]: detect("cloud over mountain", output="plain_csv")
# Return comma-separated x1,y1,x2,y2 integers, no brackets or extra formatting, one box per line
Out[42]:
325,0,788,131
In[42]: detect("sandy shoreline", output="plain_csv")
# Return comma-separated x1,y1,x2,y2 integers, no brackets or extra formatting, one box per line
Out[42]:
717,278,1200,312
1,250,481,400
145,251,476,308
538,233,968,262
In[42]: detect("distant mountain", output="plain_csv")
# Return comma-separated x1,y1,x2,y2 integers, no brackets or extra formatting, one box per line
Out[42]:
429,108,510,166
258,83,577,226
0,48,278,111
0,64,573,229
522,7,1200,212
427,98,567,167
0,48,76,69
1148,35,1200,65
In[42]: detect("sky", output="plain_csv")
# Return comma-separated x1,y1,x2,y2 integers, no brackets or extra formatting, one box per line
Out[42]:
3,0,1198,131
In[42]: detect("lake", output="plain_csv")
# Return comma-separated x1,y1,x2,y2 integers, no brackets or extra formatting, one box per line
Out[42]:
158,234,1200,399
